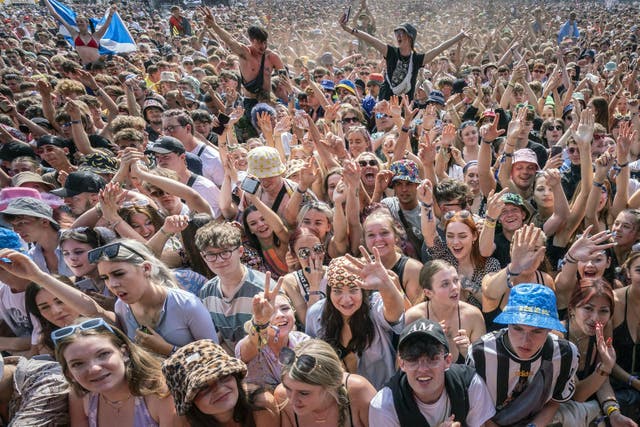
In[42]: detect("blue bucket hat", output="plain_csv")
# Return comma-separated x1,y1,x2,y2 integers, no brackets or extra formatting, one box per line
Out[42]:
0,227,25,252
494,283,565,332
320,79,335,91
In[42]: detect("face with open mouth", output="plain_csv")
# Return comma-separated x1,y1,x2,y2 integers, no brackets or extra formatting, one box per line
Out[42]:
499,205,526,233
572,295,612,337
129,213,157,241
61,239,95,278
246,210,272,240
98,260,148,304
269,295,296,338
424,266,460,305
194,374,239,417
400,351,450,404
329,285,363,319
357,155,380,189
611,212,639,247
510,162,537,190
577,252,610,279
445,221,476,262
64,335,128,394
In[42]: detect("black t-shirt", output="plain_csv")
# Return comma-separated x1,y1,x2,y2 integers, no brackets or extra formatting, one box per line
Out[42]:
379,45,425,101
493,230,511,268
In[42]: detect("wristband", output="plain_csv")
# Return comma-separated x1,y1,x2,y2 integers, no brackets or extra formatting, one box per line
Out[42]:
251,318,270,331
308,290,326,300
296,186,307,194
401,125,410,133
484,220,496,229
618,161,629,168
159,228,174,238
420,202,433,209
485,215,498,223
593,181,607,191
565,252,578,264
70,120,81,125
606,405,620,417
600,398,617,411
629,375,639,386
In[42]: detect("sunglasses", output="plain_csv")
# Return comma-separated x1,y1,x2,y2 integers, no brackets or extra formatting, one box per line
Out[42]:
149,189,166,198
51,318,115,348
358,159,378,167
342,117,359,124
279,347,318,374
567,147,579,154
443,209,472,221
375,113,389,120
532,69,546,73
593,134,606,140
297,243,325,259
548,125,563,131
87,242,146,264
121,199,150,209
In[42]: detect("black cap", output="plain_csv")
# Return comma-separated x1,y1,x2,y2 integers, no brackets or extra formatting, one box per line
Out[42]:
393,23,417,41
50,170,106,197
452,78,468,95
398,319,449,352
0,140,36,161
145,136,186,155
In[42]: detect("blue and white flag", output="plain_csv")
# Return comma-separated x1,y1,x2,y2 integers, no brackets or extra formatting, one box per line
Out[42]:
48,0,137,55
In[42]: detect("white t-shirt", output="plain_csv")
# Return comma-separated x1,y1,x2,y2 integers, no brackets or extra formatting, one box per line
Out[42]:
190,174,221,218
368,373,496,427
190,142,224,187
0,281,40,345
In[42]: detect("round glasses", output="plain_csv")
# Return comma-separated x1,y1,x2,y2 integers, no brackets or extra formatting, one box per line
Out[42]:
297,243,325,259
201,246,239,262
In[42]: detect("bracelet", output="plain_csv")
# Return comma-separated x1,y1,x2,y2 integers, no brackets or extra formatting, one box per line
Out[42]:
351,28,358,34
606,405,620,417
596,362,611,376
629,375,639,386
593,181,607,191
507,82,515,88
108,219,122,229
70,120,81,125
251,317,270,331
482,138,494,144
308,290,326,300
159,228,174,238
401,125,410,133
506,264,521,276
420,202,433,208
484,220,496,229
565,252,578,264
296,186,307,194
485,215,498,223
170,345,178,355
618,161,629,168
600,398,618,411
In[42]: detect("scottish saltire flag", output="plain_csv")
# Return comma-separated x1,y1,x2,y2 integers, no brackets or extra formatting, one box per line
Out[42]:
48,0,137,55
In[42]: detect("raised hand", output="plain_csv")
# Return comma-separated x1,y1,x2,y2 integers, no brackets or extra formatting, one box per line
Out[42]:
485,188,508,219
508,223,545,275
344,246,396,291
543,168,561,189
374,170,394,191
440,124,457,147
566,225,616,262
417,179,434,205
342,159,361,187
572,108,595,148
252,272,283,324
595,322,616,374
616,120,637,163
479,112,505,142
161,215,189,235
506,106,527,141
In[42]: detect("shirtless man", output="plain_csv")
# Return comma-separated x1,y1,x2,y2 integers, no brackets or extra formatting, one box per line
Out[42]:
201,6,285,117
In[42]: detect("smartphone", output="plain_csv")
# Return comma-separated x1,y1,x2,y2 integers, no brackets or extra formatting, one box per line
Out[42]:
212,113,230,135
550,145,563,157
241,176,260,194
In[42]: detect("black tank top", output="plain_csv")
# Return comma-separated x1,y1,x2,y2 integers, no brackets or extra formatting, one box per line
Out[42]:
427,301,465,364
612,287,640,375
391,255,409,292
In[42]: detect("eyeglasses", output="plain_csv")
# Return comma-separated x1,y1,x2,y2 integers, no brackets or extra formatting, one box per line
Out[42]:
121,199,150,209
87,242,147,264
297,243,325,259
567,147,579,154
279,347,318,374
358,159,378,167
548,125,563,131
163,124,183,133
593,134,606,140
375,113,389,120
200,246,239,262
402,353,448,370
444,209,472,221
342,117,359,124
532,69,546,73
61,122,75,128
51,318,115,347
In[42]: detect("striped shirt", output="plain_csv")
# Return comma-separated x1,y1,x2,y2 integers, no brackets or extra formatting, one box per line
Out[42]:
199,267,269,352
467,329,578,413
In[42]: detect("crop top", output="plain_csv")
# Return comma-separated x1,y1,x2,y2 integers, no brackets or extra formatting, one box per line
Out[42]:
75,35,100,49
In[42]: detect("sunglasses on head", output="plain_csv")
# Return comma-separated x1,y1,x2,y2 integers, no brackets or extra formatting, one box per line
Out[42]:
87,242,146,264
279,347,318,374
121,199,150,209
51,318,115,348
443,209,472,221
515,103,535,112
298,243,325,259
358,159,378,167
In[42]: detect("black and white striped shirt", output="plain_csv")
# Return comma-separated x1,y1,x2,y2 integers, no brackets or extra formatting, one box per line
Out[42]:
467,329,578,410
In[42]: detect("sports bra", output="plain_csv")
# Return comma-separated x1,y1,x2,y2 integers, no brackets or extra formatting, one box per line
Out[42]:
87,393,158,427
612,287,640,375
241,52,266,94
294,373,354,427
427,301,465,364
75,35,100,49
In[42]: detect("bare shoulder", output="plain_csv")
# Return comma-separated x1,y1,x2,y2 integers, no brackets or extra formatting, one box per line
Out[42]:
459,300,483,317
406,258,423,272
345,373,376,404
253,390,280,426
405,302,427,324
145,393,180,422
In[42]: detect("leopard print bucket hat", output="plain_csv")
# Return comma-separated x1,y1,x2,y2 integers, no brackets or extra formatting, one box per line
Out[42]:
162,339,247,415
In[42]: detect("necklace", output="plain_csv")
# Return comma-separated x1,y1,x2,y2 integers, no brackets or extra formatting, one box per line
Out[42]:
100,393,132,415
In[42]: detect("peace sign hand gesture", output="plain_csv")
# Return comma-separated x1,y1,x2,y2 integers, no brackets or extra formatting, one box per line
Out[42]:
252,271,283,325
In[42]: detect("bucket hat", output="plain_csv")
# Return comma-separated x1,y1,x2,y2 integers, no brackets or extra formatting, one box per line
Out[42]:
162,340,246,415
494,283,565,332
247,146,286,178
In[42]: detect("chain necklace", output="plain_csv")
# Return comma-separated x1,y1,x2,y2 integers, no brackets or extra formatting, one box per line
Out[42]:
101,393,133,415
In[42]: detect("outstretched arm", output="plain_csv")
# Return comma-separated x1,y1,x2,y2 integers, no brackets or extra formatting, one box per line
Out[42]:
200,6,249,58
93,4,117,40
338,13,387,56
43,0,78,37
422,31,467,66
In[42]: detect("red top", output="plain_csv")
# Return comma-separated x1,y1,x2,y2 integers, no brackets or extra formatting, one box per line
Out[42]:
75,35,99,49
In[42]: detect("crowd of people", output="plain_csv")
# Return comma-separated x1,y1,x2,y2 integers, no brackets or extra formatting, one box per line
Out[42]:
0,0,639,425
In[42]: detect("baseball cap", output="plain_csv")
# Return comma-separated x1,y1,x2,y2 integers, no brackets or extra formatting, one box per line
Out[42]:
398,319,449,352
145,136,186,155
336,79,356,95
427,90,445,106
50,171,106,197
368,73,384,85
494,283,565,332
320,79,335,91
